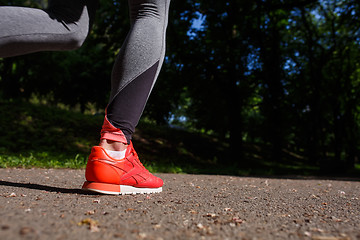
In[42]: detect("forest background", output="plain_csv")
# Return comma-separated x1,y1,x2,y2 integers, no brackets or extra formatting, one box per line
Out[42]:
0,0,359,176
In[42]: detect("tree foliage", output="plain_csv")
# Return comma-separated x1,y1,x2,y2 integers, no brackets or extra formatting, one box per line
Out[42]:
0,0,359,172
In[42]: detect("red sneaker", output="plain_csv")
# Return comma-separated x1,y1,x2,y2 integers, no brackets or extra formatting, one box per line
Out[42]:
82,142,163,195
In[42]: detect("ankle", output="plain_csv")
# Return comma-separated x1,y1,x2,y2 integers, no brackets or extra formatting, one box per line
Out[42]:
99,139,128,151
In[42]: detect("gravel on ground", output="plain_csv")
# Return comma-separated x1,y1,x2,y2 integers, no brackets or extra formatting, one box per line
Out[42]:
0,168,359,240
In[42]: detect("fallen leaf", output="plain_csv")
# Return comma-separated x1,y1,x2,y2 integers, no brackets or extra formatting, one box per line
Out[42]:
78,218,97,226
189,210,198,214
19,227,35,235
78,218,100,232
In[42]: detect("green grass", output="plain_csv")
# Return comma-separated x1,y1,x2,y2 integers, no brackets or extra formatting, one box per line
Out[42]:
1,100,359,177
355,164,360,171
0,99,101,168
0,152,86,168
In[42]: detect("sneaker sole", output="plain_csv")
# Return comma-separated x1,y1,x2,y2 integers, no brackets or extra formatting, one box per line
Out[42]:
81,181,162,195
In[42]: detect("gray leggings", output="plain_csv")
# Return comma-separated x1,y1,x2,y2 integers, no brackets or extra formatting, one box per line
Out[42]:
0,0,170,144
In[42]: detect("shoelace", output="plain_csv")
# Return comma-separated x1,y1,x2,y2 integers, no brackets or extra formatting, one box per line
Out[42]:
127,146,149,173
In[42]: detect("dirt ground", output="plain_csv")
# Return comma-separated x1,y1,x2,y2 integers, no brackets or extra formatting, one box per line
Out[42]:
0,168,359,240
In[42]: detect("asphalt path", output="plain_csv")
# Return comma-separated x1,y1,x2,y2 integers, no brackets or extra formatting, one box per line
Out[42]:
0,169,359,240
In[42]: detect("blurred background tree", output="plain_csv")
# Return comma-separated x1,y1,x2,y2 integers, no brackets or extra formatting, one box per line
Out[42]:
0,0,359,173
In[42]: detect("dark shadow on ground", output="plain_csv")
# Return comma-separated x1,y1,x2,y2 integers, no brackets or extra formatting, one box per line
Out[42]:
0,180,100,195
239,174,360,182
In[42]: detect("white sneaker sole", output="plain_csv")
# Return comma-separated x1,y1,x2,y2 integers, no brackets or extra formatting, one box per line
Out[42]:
82,181,162,195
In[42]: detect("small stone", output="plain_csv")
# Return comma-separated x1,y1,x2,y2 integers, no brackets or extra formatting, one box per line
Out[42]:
153,224,161,229
139,233,147,239
197,223,204,229
85,210,96,215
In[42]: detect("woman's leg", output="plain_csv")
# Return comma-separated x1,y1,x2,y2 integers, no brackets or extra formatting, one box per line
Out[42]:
83,0,171,195
0,0,98,58
100,0,171,145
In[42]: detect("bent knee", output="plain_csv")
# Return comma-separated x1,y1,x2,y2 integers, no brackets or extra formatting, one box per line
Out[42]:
63,28,88,50
47,4,91,51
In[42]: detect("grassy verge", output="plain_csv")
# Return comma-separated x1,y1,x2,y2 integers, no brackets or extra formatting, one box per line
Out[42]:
1,100,359,177
0,100,100,168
